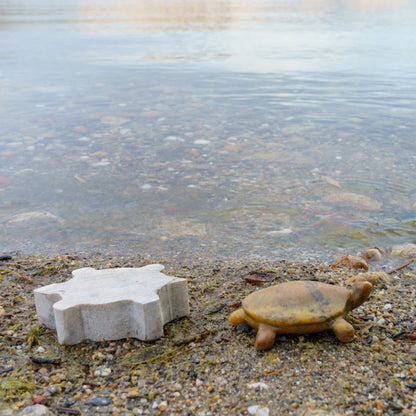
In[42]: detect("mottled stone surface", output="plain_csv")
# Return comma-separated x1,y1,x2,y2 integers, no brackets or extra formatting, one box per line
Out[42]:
34,264,189,344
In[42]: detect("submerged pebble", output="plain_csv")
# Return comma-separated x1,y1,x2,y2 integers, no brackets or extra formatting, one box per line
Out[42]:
391,243,416,258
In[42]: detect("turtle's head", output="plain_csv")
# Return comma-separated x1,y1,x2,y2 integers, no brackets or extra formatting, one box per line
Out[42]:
349,276,373,309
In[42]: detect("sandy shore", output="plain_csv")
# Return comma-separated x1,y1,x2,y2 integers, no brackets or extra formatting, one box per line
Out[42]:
0,253,415,415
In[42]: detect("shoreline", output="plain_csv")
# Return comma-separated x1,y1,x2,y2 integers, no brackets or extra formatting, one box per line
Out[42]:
1,253,415,415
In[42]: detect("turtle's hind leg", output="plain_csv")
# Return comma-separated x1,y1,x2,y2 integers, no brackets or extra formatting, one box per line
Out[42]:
229,308,246,326
255,324,277,350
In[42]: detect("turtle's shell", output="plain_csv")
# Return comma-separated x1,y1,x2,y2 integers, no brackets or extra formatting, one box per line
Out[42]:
243,281,350,327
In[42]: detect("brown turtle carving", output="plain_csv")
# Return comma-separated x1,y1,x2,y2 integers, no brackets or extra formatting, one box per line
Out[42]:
229,278,373,350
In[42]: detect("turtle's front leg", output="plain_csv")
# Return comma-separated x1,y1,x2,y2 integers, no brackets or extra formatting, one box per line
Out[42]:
332,317,355,342
229,308,246,326
255,324,278,350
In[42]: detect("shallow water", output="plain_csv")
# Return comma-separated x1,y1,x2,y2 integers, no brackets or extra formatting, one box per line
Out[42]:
1,0,415,260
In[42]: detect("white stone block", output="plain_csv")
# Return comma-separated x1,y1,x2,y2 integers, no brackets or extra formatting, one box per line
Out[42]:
34,264,189,345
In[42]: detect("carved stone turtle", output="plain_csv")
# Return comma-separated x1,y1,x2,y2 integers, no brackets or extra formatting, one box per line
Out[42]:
229,278,373,350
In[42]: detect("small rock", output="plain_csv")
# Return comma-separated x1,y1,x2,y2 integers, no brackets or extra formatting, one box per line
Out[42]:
45,384,62,396
91,159,110,167
193,139,210,145
32,395,48,405
159,401,168,412
391,243,416,258
73,126,90,133
16,405,55,416
140,111,161,118
6,212,65,224
235,323,252,333
85,396,111,407
247,405,269,416
94,366,111,377
126,389,140,398
164,136,184,142
362,248,383,261
61,399,76,408
247,382,269,391
322,192,382,211
0,365,13,374
169,382,182,392
100,116,129,125
388,401,404,411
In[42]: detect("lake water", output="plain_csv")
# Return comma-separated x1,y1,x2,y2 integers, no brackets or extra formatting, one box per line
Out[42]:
1,0,415,261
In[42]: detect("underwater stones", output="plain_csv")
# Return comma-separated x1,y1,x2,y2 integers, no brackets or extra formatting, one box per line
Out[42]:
34,264,189,345
6,211,65,224
0,176,12,188
391,243,416,258
362,247,384,261
321,192,383,211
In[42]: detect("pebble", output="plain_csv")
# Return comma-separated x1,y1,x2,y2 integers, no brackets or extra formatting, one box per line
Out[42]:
193,139,210,145
169,382,182,392
164,136,184,142
91,159,111,167
85,395,112,406
391,243,416,258
73,126,90,133
158,401,168,412
267,228,292,235
247,405,270,416
14,405,54,416
94,366,112,377
126,389,139,398
6,212,65,224
362,248,383,261
100,116,129,125
247,382,269,391
377,318,386,326
45,384,62,396
32,395,48,405
321,192,383,211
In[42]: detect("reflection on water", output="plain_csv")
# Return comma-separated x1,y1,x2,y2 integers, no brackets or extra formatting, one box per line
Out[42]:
0,0,415,260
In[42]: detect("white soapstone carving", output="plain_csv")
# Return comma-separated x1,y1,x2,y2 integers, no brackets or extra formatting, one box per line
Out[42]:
34,264,189,345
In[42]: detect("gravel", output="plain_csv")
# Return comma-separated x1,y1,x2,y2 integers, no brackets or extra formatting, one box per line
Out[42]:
0,253,415,415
